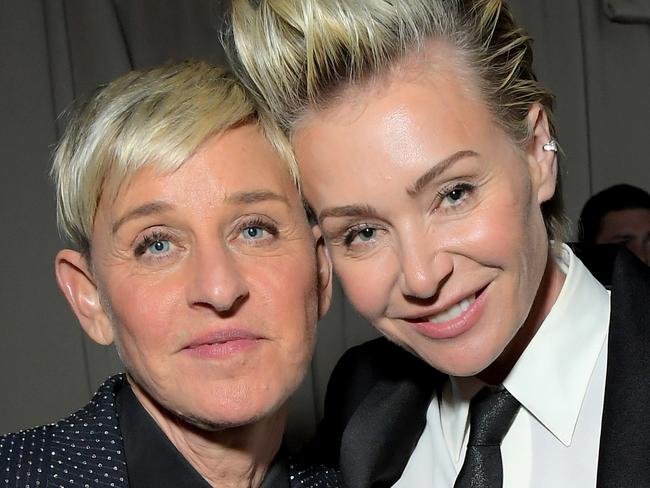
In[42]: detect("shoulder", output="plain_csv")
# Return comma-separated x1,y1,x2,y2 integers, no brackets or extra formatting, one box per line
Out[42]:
0,423,53,487
328,337,435,405
598,251,650,484
308,338,439,466
611,249,650,301
333,337,432,382
288,456,343,487
609,248,650,333
0,375,128,486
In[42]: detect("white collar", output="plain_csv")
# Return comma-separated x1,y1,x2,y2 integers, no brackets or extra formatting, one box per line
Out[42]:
441,244,610,460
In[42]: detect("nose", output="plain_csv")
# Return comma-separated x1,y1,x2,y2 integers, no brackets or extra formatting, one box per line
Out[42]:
187,243,249,314
397,234,453,300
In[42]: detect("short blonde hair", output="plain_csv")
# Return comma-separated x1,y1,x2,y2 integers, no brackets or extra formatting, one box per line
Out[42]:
52,60,297,255
225,0,567,241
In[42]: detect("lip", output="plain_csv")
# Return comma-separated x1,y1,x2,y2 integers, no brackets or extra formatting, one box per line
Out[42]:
183,329,264,359
402,286,488,340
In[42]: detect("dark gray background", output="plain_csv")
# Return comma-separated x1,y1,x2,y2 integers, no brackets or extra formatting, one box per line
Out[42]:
1,0,649,445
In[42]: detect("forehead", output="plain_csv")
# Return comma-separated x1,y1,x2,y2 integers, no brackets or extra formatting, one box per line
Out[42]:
105,124,299,215
297,38,478,125
298,40,489,136
294,60,497,182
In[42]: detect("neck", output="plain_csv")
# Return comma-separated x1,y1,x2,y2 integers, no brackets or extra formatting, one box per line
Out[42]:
128,379,286,488
478,249,566,385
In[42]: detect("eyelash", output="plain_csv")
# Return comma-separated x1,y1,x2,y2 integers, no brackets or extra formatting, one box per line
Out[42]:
237,216,279,242
436,182,476,208
341,224,376,247
134,229,174,257
331,182,477,250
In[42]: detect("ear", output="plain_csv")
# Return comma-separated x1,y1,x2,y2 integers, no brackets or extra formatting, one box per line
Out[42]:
55,249,114,345
312,225,333,319
525,103,558,204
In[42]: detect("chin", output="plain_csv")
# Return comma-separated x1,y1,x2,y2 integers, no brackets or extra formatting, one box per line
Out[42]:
168,392,289,432
174,408,273,432
414,345,496,378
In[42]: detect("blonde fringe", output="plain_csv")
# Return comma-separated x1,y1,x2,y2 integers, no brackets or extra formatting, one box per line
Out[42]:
52,61,299,255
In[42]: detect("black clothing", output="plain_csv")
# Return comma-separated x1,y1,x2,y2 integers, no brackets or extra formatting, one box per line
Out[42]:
1,375,341,487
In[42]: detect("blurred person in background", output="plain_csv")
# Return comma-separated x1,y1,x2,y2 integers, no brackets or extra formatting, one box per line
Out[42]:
579,184,650,265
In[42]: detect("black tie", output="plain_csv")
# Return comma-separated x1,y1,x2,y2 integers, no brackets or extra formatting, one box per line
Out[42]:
454,387,521,488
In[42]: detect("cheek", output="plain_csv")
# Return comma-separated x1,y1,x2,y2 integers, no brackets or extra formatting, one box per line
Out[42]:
460,180,537,259
250,256,319,347
333,254,395,320
105,277,183,356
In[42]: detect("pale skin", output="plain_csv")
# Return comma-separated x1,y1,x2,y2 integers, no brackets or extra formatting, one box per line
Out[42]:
54,124,332,488
293,45,565,384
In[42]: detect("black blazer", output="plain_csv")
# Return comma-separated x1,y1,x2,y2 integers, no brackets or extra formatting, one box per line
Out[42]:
311,250,650,488
0,375,341,488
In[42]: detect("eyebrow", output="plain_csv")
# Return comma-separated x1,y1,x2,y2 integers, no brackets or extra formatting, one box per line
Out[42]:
225,189,289,205
111,190,289,235
112,201,172,235
318,203,381,222
406,150,479,197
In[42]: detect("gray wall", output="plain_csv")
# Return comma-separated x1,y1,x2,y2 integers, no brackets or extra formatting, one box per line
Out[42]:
1,0,649,445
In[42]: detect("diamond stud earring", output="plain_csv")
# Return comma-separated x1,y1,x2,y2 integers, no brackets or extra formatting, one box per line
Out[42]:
542,139,558,152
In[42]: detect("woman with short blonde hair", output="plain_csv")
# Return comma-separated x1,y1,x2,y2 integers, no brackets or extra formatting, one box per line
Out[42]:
1,60,340,488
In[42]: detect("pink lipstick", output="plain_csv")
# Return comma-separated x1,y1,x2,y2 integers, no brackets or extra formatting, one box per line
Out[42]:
184,329,262,359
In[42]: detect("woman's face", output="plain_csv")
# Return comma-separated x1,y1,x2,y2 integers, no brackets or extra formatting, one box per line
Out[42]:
86,124,329,428
293,60,562,380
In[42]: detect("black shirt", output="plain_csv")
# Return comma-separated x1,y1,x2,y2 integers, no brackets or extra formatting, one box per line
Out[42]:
117,383,290,488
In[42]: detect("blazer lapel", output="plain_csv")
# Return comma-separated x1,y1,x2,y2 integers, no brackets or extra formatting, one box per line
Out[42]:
597,251,650,487
340,363,441,488
49,375,130,488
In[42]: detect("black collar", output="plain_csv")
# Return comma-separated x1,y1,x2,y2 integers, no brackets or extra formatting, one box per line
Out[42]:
117,383,289,488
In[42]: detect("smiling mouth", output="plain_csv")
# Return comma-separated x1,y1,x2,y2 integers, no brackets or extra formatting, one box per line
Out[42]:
424,295,476,324
401,285,488,340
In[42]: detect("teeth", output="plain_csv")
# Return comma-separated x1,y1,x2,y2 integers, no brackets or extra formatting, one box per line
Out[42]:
427,296,474,324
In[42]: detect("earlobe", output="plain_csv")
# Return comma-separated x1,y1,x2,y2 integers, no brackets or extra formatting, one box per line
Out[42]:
312,225,333,320
526,103,558,204
55,249,114,345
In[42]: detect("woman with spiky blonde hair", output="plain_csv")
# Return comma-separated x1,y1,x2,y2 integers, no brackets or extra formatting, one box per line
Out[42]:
225,1,650,487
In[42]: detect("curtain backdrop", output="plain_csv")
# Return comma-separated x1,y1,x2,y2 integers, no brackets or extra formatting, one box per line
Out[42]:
1,0,648,447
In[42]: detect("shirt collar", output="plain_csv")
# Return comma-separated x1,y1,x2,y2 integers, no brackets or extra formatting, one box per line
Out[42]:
441,244,610,458
117,382,290,488
117,382,213,488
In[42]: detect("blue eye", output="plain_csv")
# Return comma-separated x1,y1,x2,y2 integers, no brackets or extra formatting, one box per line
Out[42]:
242,226,266,240
238,218,278,244
148,240,170,254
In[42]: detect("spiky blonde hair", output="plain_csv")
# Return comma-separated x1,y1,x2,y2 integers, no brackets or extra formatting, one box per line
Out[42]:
225,0,567,241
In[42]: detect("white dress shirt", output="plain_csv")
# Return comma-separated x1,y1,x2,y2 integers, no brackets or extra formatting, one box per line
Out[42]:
393,245,611,488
